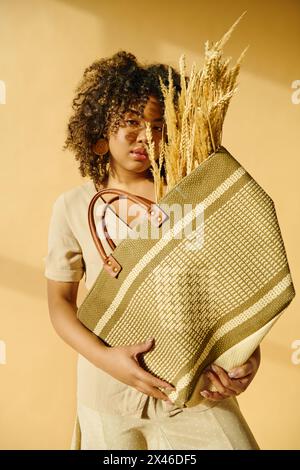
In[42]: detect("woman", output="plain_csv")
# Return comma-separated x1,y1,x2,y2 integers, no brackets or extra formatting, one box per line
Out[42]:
45,51,260,450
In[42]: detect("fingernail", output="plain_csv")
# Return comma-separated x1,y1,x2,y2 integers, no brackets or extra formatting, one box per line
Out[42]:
228,371,237,378
146,338,153,343
166,385,176,390
211,364,219,373
200,391,209,398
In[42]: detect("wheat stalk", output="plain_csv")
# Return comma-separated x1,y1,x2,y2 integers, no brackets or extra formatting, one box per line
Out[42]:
145,122,165,203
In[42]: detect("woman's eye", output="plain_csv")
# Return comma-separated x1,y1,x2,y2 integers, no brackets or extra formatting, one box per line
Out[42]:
123,120,164,132
125,119,139,126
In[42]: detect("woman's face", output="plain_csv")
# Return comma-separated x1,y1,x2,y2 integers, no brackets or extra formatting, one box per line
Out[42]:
107,95,164,175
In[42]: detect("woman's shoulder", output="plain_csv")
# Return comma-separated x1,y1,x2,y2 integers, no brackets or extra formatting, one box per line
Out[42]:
61,180,95,204
52,180,96,216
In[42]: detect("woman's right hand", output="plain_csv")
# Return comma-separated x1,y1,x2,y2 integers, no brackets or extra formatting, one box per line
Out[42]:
99,337,176,404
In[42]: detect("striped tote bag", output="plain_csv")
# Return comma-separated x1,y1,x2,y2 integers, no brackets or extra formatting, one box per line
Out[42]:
77,145,296,407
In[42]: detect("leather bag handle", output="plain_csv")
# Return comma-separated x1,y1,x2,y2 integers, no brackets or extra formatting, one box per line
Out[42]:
88,188,169,278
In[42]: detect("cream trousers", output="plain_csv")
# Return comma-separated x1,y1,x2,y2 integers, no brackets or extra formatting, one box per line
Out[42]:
71,355,260,450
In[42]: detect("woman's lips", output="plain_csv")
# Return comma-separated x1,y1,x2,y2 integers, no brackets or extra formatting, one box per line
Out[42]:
129,151,148,161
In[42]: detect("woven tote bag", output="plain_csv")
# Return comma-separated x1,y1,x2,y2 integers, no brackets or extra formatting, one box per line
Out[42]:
77,145,296,407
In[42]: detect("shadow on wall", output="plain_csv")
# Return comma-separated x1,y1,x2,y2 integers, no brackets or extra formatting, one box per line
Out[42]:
58,0,300,86
0,255,47,299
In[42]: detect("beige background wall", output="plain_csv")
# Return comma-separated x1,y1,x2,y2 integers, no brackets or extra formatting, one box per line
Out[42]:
0,0,299,449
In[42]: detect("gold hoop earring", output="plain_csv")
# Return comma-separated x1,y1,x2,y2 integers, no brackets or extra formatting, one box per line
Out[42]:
92,138,109,156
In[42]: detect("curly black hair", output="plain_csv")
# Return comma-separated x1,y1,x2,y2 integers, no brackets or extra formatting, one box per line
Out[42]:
63,50,183,189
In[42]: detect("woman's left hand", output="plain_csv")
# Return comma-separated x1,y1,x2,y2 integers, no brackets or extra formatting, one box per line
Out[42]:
200,346,261,401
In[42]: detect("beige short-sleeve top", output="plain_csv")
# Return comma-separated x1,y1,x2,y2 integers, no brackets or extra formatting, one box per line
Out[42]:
44,180,158,433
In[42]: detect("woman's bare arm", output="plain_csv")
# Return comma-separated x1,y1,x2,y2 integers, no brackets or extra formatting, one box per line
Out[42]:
46,279,175,402
47,279,109,368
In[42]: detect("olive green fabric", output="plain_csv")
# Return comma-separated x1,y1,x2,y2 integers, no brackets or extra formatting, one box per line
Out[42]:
77,146,296,406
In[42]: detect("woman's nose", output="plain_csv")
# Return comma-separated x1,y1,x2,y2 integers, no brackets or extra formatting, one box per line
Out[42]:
136,125,147,143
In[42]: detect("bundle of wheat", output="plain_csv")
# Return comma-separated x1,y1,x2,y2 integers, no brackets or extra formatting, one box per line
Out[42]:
146,11,249,203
